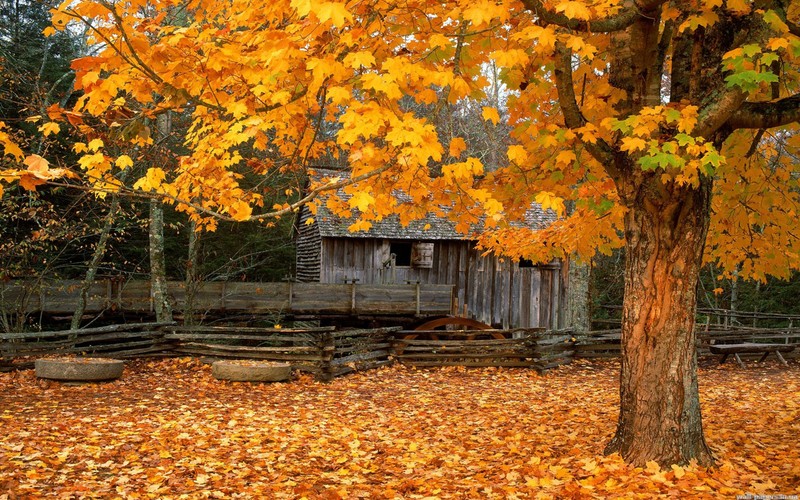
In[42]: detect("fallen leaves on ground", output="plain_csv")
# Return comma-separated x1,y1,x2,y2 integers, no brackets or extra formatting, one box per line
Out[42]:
0,358,798,499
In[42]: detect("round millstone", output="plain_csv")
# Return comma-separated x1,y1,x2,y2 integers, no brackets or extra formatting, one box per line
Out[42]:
212,360,291,382
35,358,124,382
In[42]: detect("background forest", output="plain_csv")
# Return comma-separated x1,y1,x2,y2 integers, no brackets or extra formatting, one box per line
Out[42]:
3,0,800,330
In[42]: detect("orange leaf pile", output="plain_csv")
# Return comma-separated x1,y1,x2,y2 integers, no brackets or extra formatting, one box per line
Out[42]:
0,358,798,498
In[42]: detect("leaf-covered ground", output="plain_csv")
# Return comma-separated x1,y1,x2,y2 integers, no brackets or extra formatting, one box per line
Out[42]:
1,358,798,499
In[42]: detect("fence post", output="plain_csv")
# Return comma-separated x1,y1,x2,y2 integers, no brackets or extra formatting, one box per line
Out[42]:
320,330,336,381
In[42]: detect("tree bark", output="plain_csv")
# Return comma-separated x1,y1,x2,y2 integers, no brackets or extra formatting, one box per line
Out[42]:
70,191,122,332
183,216,200,326
605,176,715,466
566,258,592,336
149,197,173,323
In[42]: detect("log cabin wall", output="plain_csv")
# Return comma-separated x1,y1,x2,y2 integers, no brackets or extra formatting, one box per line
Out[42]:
312,236,562,329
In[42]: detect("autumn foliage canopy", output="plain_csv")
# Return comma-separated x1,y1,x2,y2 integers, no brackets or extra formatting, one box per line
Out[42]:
0,0,797,279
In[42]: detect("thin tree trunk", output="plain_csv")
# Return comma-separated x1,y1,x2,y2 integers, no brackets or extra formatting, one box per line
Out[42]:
184,217,200,325
149,197,172,323
605,178,714,467
70,192,122,331
566,257,592,336
149,111,173,323
730,268,739,326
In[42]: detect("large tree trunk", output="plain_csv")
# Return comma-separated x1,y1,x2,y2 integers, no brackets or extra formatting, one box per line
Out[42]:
605,176,715,467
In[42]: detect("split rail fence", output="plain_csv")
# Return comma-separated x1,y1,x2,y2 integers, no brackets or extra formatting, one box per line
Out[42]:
1,324,577,378
576,327,800,359
393,329,575,371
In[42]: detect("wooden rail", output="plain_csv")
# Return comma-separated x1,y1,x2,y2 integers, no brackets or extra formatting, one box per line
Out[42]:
1,323,401,380
1,324,577,377
575,327,800,360
0,280,454,318
392,329,576,373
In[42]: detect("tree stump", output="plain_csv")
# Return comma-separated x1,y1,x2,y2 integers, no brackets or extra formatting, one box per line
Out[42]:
212,360,291,382
35,358,124,381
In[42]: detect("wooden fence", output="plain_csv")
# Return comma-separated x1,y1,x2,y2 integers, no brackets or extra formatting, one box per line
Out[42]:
1,324,577,377
392,329,576,372
164,325,399,380
0,280,454,319
0,322,172,362
0,323,400,380
594,305,800,331
575,327,800,359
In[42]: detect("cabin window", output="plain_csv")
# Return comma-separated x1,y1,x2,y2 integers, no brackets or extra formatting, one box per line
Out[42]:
390,241,412,266
519,258,535,268
411,242,434,268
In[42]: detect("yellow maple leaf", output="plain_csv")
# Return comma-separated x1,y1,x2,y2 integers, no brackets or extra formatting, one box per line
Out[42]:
555,1,592,20
227,100,248,119
0,128,24,159
348,219,372,232
725,0,751,14
484,198,504,221
556,150,577,166
482,106,501,125
344,51,376,69
23,154,51,175
316,2,353,25
463,1,504,26
134,167,167,192
115,155,134,169
490,49,529,68
348,191,375,212
535,26,558,50
228,199,253,221
88,138,104,152
39,122,61,137
620,137,647,152
535,191,565,216
507,145,528,164
290,0,312,16
449,137,467,158
678,106,699,133
81,71,100,88
429,33,450,49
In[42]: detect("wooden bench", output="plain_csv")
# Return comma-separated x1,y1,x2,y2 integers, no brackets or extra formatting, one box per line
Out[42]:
709,343,795,368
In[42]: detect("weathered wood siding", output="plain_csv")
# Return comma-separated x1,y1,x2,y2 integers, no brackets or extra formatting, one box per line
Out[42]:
295,205,322,282
0,281,453,317
317,237,562,329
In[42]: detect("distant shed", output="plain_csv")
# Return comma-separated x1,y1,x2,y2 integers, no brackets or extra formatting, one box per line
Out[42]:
295,174,566,329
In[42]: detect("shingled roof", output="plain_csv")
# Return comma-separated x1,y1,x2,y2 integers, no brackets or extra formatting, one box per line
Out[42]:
309,168,557,240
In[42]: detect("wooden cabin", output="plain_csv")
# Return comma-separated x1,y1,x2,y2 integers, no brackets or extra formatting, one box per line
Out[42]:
295,174,567,329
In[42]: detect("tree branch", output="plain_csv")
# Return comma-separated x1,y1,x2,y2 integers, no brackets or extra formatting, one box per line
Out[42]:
553,43,617,170
694,88,746,138
44,163,397,223
521,0,642,32
725,94,800,130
